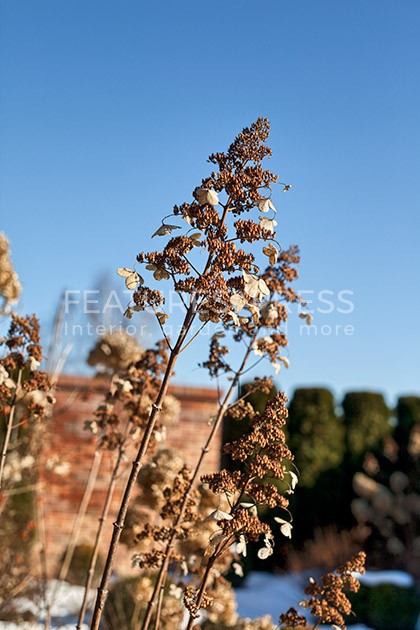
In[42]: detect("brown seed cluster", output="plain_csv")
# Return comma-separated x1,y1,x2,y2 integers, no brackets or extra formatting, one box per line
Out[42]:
0,314,51,409
120,117,301,366
279,607,307,629
280,552,366,629
124,446,232,577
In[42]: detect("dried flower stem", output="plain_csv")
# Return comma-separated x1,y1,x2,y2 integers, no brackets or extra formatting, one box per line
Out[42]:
50,453,102,630
0,369,22,489
77,422,130,628
34,464,51,629
153,585,165,630
186,556,217,630
90,303,198,629
141,336,256,630
58,450,103,584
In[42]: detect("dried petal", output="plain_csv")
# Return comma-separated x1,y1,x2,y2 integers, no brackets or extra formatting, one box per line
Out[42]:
152,223,181,237
193,187,219,206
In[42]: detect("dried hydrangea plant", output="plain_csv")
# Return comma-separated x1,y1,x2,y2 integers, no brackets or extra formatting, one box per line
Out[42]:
0,233,21,312
87,330,144,373
90,118,305,628
0,313,53,620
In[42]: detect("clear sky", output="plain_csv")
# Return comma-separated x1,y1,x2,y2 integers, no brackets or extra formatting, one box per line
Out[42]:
1,0,419,405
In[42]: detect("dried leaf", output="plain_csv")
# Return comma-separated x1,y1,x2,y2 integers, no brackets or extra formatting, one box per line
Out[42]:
127,272,141,290
236,535,247,557
117,267,135,278
228,310,240,326
156,312,169,325
262,242,278,265
230,292,247,313
279,356,290,369
146,264,170,281
257,546,273,560
28,356,41,371
299,312,313,325
247,303,260,324
256,197,276,213
205,509,233,522
232,562,244,577
274,517,293,538
288,471,298,490
190,232,202,246
259,216,278,233
262,303,279,325
117,267,142,289
193,187,219,206
243,271,270,302
152,223,181,237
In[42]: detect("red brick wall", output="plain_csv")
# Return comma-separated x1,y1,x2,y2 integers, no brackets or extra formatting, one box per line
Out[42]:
42,375,222,577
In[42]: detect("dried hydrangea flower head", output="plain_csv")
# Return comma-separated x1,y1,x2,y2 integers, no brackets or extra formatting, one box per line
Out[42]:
103,573,184,630
0,310,53,618
0,233,21,310
181,394,296,625
0,314,50,411
87,330,144,373
352,461,420,564
86,340,172,451
280,552,366,630
117,118,299,380
124,447,232,579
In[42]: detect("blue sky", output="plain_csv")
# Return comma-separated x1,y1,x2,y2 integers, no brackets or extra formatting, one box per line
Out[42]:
1,0,419,405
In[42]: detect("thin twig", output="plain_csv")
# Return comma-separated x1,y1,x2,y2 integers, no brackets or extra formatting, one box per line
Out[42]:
35,476,51,629
53,450,103,599
152,307,172,351
77,425,130,629
185,556,217,630
153,584,164,630
179,320,209,354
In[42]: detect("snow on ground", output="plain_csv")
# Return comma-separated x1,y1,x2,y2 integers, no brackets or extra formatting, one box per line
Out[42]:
0,571,417,629
235,571,374,630
357,570,414,588
0,580,92,629
235,570,420,630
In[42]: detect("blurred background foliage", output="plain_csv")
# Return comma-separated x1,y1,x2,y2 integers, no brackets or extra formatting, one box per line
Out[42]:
223,384,420,579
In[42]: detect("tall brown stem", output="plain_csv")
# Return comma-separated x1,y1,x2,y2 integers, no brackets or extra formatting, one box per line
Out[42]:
77,430,129,629
34,435,51,630
90,305,196,629
141,336,256,630
90,195,237,629
185,556,217,630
